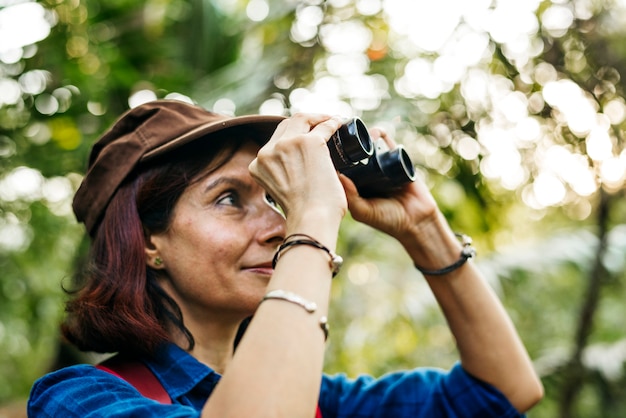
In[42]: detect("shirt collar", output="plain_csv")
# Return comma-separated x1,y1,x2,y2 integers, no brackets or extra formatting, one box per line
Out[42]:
145,342,221,400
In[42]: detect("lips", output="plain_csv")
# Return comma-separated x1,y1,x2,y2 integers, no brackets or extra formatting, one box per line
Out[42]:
244,262,274,275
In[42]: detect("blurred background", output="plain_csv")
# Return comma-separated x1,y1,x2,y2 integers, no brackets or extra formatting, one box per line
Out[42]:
1,0,625,416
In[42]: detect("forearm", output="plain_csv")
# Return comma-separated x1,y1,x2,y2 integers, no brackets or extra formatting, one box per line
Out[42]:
402,212,543,412
202,213,339,418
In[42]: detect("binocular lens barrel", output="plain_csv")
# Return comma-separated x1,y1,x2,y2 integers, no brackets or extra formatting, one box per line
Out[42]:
327,118,417,197
381,147,416,182
327,118,374,171
342,146,416,197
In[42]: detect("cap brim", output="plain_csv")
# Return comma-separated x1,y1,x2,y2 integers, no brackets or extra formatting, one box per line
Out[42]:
141,114,286,162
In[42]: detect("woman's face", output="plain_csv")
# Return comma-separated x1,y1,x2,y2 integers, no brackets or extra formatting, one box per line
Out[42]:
146,141,286,323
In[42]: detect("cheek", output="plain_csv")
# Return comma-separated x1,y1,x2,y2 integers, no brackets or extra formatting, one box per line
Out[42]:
167,211,251,273
191,227,247,267
212,233,247,262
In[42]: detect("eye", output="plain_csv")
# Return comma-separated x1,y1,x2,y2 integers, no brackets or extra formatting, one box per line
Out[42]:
265,193,278,207
216,191,239,206
265,193,285,217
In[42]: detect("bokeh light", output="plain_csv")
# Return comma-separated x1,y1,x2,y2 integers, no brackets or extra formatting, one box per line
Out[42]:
2,0,625,217
0,2,55,59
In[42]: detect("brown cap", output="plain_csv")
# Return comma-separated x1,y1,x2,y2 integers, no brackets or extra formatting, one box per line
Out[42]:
72,99,285,236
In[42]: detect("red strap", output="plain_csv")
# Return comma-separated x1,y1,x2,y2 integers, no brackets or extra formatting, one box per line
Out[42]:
96,355,323,417
96,356,171,404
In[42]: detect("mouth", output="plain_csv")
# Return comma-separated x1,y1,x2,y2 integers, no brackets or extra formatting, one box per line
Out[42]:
244,263,274,276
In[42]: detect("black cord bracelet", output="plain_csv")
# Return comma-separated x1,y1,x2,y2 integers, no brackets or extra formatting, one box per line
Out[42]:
414,233,476,276
272,234,343,277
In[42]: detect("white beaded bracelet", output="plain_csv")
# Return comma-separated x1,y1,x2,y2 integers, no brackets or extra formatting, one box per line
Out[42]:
261,289,329,340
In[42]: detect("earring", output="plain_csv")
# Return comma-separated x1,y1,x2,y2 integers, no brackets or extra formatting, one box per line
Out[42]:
154,257,163,266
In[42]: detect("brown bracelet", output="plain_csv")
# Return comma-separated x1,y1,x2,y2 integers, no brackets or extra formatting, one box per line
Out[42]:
272,234,343,277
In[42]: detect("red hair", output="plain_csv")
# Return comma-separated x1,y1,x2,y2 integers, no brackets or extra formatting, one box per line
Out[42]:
62,180,172,355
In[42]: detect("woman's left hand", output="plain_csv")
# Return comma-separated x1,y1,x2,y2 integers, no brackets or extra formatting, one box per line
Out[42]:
340,128,439,246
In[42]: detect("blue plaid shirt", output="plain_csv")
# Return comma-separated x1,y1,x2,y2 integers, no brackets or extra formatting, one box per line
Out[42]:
28,343,523,417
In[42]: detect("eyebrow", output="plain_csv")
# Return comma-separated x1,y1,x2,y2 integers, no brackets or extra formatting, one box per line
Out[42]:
203,177,253,194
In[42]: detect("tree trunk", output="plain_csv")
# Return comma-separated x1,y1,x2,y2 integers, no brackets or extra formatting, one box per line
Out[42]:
558,189,612,418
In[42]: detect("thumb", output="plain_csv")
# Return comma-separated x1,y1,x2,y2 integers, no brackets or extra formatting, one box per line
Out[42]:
339,174,371,221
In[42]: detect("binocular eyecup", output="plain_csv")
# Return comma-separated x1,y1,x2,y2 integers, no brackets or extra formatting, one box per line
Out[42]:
327,118,416,197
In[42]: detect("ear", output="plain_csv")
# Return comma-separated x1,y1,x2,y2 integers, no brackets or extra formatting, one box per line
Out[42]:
144,233,165,270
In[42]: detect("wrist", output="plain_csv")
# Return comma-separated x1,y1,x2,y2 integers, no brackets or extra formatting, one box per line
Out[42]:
285,207,343,249
414,233,476,276
400,211,465,271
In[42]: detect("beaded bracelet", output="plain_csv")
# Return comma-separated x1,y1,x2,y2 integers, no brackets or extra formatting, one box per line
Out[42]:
261,289,329,340
414,233,476,276
272,234,343,277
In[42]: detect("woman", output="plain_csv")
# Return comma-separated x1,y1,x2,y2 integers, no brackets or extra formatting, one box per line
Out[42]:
28,99,543,417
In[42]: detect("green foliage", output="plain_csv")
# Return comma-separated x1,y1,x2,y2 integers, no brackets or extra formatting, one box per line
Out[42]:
1,1,626,417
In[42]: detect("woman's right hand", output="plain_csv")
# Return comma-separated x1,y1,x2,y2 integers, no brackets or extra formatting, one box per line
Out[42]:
249,113,347,229
220,114,345,418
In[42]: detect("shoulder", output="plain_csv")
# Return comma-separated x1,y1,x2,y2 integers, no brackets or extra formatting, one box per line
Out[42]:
28,364,134,416
30,364,114,395
28,364,198,418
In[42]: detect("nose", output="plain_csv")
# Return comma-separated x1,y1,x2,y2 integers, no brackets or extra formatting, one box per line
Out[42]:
256,197,286,245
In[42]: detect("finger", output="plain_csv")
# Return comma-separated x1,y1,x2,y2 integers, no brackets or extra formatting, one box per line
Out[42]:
340,174,377,224
272,115,342,149
339,174,358,198
309,116,343,143
263,114,338,152
368,127,397,149
339,174,368,211
266,118,290,143
277,113,335,138
248,157,260,179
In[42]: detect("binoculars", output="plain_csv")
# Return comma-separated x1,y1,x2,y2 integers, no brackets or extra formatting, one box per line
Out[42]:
327,118,416,197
